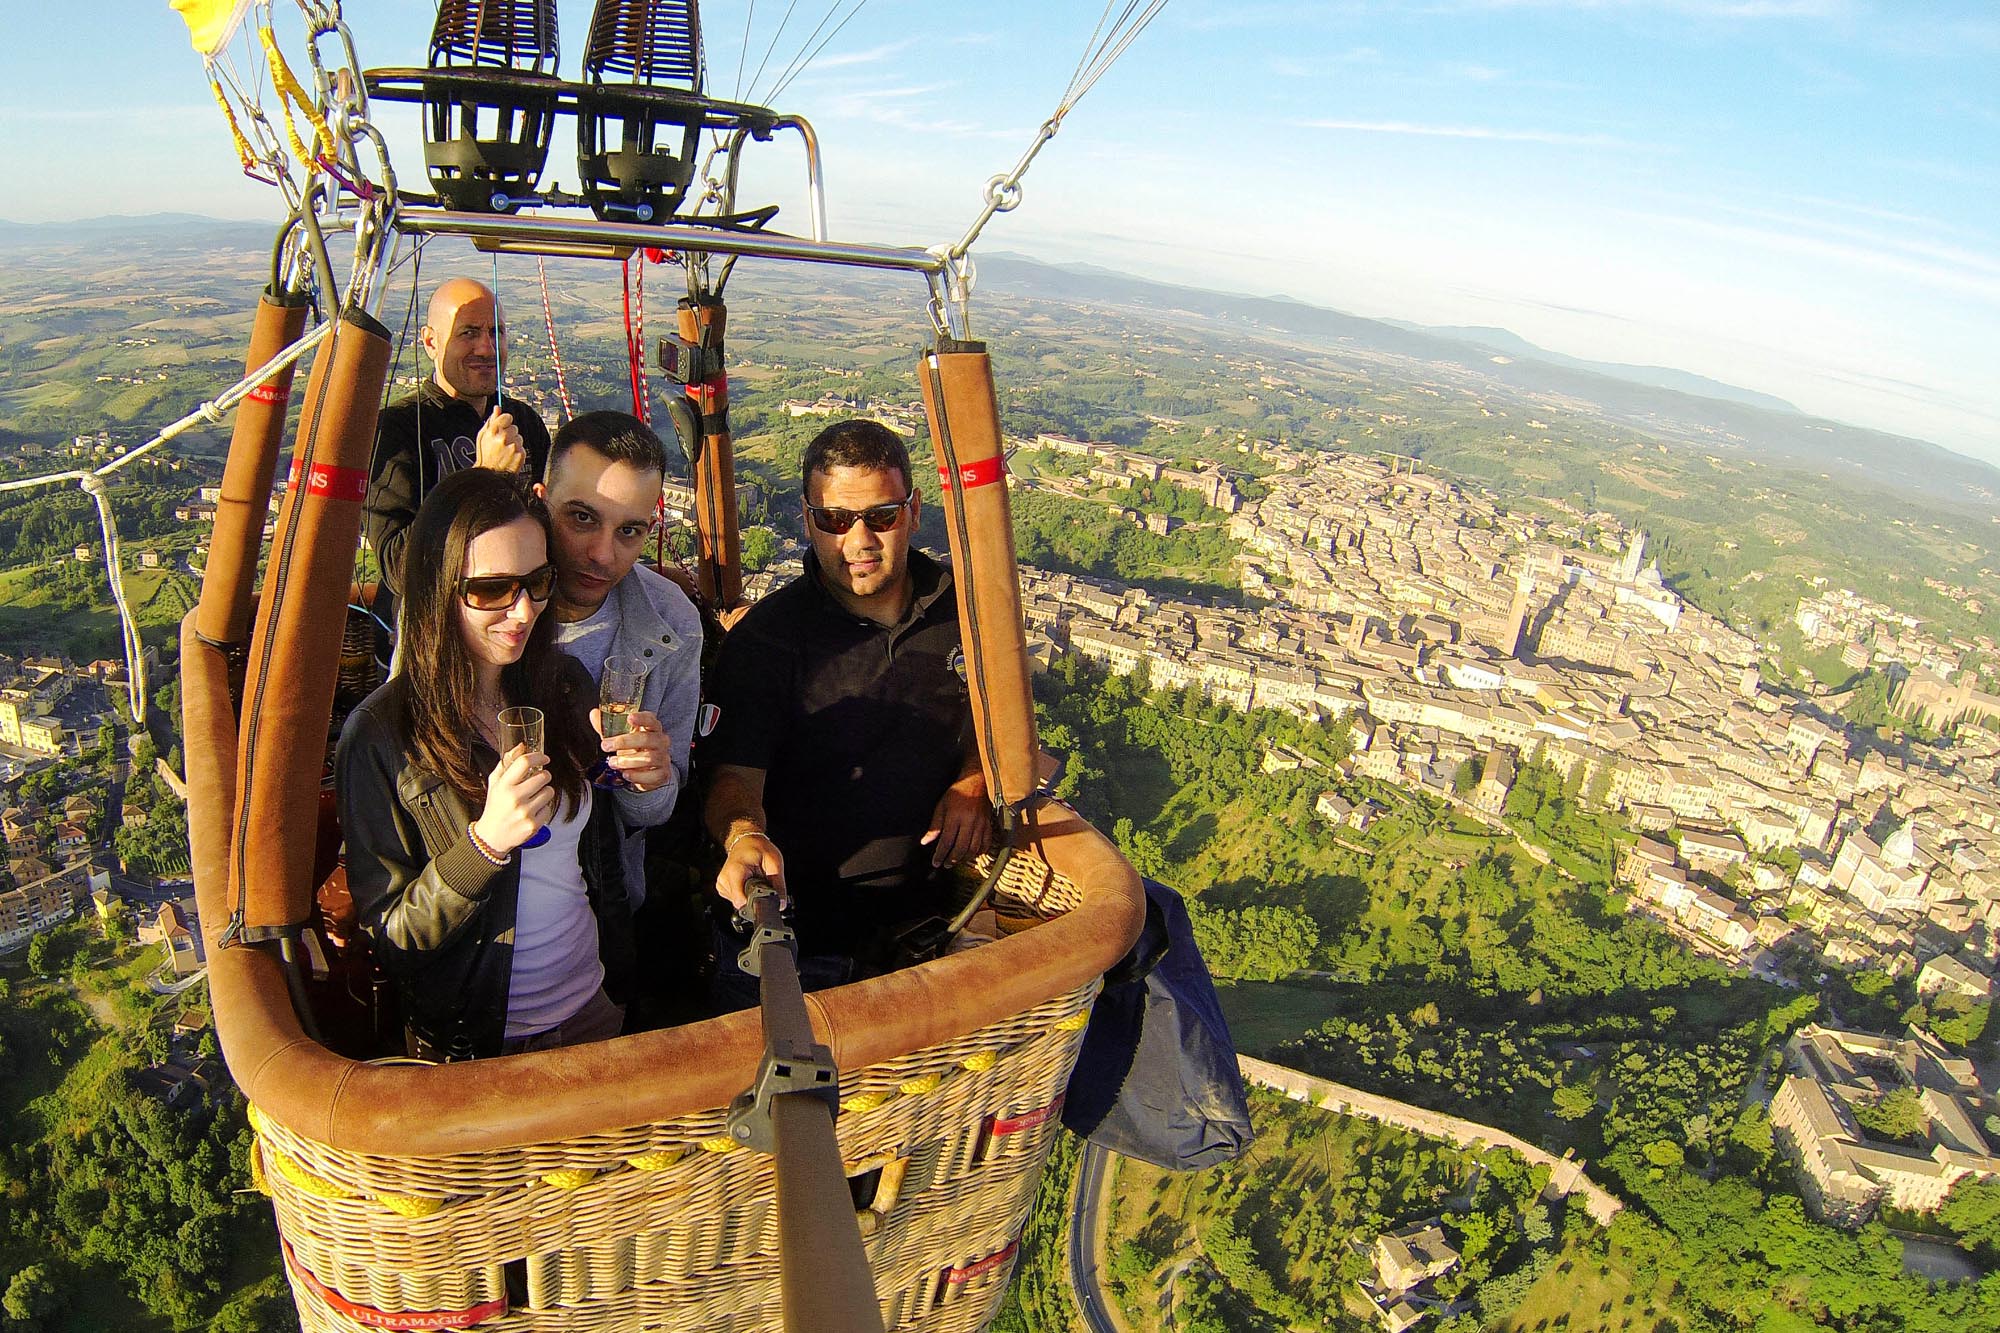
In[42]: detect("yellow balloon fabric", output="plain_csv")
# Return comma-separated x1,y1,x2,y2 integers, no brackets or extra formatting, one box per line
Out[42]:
172,0,251,57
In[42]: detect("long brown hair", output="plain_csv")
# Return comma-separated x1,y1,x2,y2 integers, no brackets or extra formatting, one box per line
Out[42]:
392,468,591,814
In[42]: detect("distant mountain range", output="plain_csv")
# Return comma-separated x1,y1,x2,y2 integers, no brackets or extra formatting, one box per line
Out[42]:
5,214,1993,506
974,253,2000,509
0,212,274,242
1392,324,1799,416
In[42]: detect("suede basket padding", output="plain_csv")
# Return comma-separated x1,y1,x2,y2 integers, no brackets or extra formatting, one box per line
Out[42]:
185,613,1142,1157
680,297,741,611
229,311,390,933
195,289,311,648
921,347,1039,808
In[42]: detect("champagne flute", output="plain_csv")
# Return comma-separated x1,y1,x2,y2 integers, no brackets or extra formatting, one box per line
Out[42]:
496,705,551,849
599,656,648,738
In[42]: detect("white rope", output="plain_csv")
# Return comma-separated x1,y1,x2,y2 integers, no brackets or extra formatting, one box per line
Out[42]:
537,259,575,422
0,319,332,719
80,476,149,720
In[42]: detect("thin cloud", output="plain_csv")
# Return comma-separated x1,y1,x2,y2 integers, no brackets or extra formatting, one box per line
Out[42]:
1764,190,1981,240
1452,289,1644,325
1173,3,1363,33
808,39,917,70
2,105,214,125
1270,47,1383,77
1437,0,1849,16
1618,208,2000,303
1699,199,2000,284
1299,118,1635,148
807,81,1020,140
1874,156,1987,187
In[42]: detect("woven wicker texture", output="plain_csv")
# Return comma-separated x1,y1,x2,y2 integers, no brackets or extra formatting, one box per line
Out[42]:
259,854,1096,1332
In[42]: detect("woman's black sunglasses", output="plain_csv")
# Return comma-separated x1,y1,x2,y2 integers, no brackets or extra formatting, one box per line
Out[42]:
805,495,911,535
459,564,557,610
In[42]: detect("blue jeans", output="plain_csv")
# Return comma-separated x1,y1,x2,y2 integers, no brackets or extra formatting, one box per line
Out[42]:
708,918,857,1014
499,987,626,1053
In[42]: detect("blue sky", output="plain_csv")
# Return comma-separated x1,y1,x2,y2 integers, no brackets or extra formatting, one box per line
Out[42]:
2,1,1997,465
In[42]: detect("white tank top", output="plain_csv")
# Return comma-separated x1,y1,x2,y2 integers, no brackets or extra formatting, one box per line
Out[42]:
503,784,605,1039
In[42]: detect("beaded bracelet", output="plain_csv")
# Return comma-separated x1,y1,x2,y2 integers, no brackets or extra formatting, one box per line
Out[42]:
467,823,511,866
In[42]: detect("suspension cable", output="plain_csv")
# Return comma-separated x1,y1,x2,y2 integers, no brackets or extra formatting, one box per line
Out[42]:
732,0,757,101
944,0,1171,269
761,0,874,106
745,0,803,104
1060,0,1169,111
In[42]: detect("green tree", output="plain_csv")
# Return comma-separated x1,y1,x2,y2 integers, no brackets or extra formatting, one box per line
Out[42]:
1939,1177,2000,1260
1553,1081,1597,1121
1727,1103,1775,1171
1452,1210,1502,1273
1853,1087,1926,1143
1642,1139,1685,1170
1,1264,63,1331
739,525,780,572
1927,997,1990,1049
1189,903,1319,981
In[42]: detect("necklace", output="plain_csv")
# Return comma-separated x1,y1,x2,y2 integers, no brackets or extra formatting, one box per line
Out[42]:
472,692,505,748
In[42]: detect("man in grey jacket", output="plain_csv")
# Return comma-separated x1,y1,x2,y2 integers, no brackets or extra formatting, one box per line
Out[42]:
536,411,704,907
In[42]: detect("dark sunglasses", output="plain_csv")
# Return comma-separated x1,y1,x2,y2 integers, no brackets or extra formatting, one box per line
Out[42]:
806,495,911,535
459,564,557,610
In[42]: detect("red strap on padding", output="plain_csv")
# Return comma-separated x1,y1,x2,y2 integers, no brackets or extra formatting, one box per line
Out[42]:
992,1094,1063,1136
247,382,289,406
287,458,368,503
281,1239,508,1330
946,1239,1020,1285
936,456,1003,491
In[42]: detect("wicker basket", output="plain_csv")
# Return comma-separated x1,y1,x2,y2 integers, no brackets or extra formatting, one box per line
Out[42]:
183,573,1141,1333
237,845,1110,1332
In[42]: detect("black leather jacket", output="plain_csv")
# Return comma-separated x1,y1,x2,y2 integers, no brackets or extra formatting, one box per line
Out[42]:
334,679,634,1060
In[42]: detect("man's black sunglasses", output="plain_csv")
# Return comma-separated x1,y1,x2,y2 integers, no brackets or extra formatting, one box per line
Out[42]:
805,495,911,536
459,564,557,610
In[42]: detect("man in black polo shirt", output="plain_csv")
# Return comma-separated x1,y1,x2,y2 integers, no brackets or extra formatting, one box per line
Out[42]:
363,277,553,606
702,419,990,1000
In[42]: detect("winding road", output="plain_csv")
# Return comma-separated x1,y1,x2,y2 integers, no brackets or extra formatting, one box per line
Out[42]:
1069,1141,1121,1333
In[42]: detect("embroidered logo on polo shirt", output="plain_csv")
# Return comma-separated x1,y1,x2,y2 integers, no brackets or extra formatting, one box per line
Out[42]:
697,703,720,737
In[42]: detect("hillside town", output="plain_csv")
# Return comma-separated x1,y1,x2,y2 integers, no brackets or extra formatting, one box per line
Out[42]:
991,437,2000,998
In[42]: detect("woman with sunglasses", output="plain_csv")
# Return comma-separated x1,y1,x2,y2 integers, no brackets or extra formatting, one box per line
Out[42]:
335,468,634,1060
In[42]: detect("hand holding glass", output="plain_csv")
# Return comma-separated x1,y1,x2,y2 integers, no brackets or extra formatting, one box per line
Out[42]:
496,705,552,848
599,656,648,738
